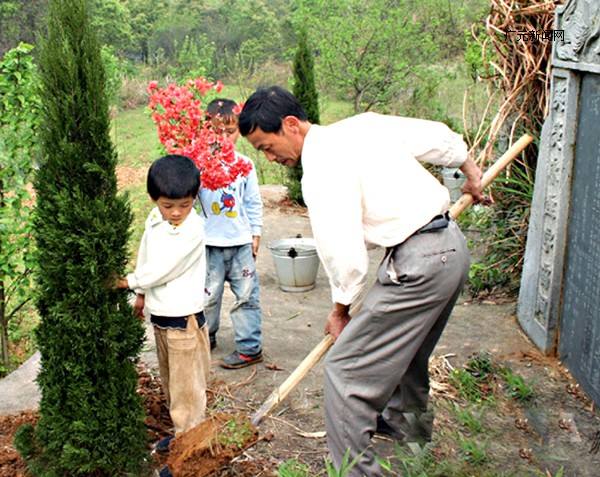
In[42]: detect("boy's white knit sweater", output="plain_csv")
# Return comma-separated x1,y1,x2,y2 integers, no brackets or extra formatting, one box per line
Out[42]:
127,207,205,317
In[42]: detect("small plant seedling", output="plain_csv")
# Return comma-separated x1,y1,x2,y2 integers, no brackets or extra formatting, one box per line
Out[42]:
324,449,361,477
453,404,483,434
218,418,255,449
449,352,498,404
500,367,534,401
449,369,485,403
458,435,488,465
277,458,310,477
465,352,495,379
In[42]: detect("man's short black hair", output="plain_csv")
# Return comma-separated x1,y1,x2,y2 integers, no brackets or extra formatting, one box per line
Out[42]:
147,155,200,201
206,98,237,122
238,86,308,136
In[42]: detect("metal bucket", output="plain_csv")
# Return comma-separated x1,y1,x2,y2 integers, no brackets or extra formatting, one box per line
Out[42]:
268,237,320,292
442,167,466,203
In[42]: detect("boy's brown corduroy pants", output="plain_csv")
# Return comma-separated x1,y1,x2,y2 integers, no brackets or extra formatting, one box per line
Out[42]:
153,315,211,434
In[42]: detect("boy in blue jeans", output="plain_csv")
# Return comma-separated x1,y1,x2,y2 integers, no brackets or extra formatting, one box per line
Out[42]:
116,155,209,456
199,98,263,369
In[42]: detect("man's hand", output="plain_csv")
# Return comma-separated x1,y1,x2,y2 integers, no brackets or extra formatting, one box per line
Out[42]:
115,277,129,289
459,157,487,204
133,294,145,319
252,235,261,260
325,303,351,340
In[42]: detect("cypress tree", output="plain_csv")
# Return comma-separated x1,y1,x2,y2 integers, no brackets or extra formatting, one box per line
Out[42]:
18,1,147,474
289,28,320,206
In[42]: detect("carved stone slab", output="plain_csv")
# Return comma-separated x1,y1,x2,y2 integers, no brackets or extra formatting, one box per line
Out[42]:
517,68,579,353
553,0,600,73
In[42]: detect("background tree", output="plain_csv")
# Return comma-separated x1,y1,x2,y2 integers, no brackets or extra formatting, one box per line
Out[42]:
302,0,438,113
288,28,320,205
0,0,47,55
0,43,40,373
15,1,146,474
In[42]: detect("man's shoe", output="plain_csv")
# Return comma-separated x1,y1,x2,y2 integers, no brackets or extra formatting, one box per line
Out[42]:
154,435,174,454
375,415,405,441
220,350,263,369
209,333,217,351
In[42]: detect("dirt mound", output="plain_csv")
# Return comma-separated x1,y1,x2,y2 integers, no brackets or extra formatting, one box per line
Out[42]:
138,366,173,442
167,413,259,477
0,411,37,477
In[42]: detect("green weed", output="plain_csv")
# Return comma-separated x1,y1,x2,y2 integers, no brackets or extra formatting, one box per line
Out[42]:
324,449,360,477
458,435,488,465
500,367,534,402
449,353,497,404
453,405,483,434
392,446,468,477
465,162,535,296
277,458,310,477
465,352,495,379
218,418,255,449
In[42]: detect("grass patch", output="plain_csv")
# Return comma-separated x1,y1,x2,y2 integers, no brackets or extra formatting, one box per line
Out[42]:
111,106,160,169
324,449,360,477
218,418,256,449
277,459,310,477
453,405,483,434
400,352,541,476
449,352,502,404
499,367,534,402
458,435,488,465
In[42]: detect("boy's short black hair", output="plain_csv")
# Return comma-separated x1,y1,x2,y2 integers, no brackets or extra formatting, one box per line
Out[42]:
238,86,308,136
147,155,200,201
206,98,237,122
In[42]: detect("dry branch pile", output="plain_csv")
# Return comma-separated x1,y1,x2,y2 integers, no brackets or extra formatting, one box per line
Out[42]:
468,0,563,165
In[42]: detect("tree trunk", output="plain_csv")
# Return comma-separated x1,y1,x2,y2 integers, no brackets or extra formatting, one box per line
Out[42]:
0,278,8,367
0,178,8,367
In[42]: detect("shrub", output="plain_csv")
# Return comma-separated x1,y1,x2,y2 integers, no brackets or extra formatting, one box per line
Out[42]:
20,1,147,474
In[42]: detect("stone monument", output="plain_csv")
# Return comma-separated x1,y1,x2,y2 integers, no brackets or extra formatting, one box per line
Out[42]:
518,0,600,403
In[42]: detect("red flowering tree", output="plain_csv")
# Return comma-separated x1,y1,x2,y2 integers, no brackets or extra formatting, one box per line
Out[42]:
147,77,251,190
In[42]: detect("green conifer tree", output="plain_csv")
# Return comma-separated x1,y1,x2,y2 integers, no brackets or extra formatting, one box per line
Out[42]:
289,28,320,205
17,1,147,474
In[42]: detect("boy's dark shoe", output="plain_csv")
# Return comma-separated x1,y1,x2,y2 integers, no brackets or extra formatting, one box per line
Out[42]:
157,465,173,477
220,350,263,369
209,333,217,350
154,435,174,454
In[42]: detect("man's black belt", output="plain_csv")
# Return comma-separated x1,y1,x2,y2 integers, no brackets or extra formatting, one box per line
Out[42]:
415,211,450,234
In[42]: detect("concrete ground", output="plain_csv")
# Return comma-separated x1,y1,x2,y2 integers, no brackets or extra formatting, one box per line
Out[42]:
2,187,599,475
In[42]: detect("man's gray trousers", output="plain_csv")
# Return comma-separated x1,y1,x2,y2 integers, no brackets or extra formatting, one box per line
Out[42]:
324,220,470,476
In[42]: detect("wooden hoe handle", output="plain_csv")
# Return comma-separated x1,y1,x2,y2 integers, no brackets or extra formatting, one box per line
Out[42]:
251,133,534,426
251,334,334,425
449,134,534,218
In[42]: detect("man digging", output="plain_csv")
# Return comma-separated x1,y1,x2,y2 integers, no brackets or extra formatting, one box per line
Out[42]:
239,86,485,477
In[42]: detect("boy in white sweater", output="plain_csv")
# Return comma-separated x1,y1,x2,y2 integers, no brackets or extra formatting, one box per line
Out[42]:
116,154,209,455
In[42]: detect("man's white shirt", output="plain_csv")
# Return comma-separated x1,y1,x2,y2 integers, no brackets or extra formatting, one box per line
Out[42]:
301,112,468,306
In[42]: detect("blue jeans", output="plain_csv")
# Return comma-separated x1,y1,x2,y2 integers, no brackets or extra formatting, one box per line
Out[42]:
204,244,262,355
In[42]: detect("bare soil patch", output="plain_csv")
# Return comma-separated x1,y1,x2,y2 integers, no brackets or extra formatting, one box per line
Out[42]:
116,165,147,189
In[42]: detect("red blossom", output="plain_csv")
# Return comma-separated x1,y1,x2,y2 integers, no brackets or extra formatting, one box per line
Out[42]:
232,102,244,115
147,77,251,190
